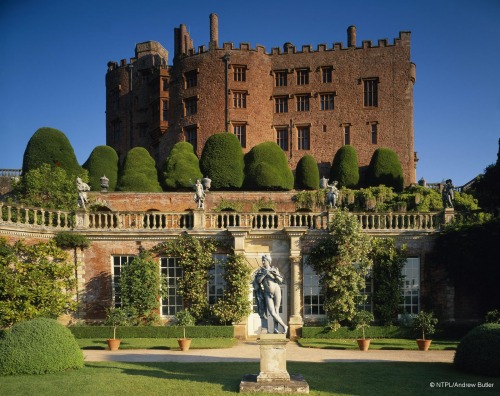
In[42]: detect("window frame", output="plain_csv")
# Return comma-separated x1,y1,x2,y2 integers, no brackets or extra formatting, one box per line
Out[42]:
233,123,247,148
160,257,184,316
296,95,310,112
185,70,198,88
302,260,325,317
233,65,247,82
275,96,288,113
276,127,289,151
275,70,287,87
363,78,379,107
296,69,309,85
400,258,420,316
320,93,335,111
184,97,197,116
233,91,247,109
297,126,310,150
322,67,333,83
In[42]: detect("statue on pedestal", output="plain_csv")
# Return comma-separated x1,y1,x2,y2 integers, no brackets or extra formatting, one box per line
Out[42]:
442,179,454,209
76,177,90,209
253,255,288,334
193,179,206,209
326,180,339,208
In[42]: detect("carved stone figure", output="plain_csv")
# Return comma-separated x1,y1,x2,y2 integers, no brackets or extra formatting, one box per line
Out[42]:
76,177,90,209
193,179,206,209
326,180,339,208
252,255,288,334
442,179,454,209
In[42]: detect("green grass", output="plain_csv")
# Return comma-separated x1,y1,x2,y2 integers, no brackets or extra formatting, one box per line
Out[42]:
0,362,497,395
298,338,459,350
77,338,237,350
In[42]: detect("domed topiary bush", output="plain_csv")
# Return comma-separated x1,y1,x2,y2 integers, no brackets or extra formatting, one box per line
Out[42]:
453,323,500,377
244,142,294,190
200,133,244,190
330,145,359,188
83,145,119,192
366,147,404,192
22,127,84,178
0,318,84,375
162,142,202,190
295,154,319,190
117,147,162,192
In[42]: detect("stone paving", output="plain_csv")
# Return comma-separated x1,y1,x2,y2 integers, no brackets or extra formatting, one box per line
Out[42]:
83,341,455,364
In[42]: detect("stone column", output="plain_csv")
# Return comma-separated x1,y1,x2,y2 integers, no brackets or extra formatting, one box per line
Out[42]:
257,334,290,382
192,209,205,230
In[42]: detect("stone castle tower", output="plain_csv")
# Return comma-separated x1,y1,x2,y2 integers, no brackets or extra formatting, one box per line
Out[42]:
105,13,417,184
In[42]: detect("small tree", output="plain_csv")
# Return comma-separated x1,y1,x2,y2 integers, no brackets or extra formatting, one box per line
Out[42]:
120,250,162,325
366,147,404,192
200,133,245,190
0,238,77,327
353,310,374,339
175,309,195,339
308,209,372,325
330,145,359,188
413,311,438,340
295,154,320,190
244,142,294,190
104,307,129,339
83,145,119,192
162,142,203,190
117,147,162,192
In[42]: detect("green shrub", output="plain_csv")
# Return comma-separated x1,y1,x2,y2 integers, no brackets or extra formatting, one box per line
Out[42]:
301,325,415,339
54,232,90,250
200,133,244,190
162,142,202,190
330,145,359,188
117,147,162,192
22,127,84,178
244,142,294,190
366,148,404,192
454,323,500,377
0,318,83,375
295,154,319,190
82,145,119,192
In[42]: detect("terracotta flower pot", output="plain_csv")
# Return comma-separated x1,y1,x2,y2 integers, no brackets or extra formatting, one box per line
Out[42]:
416,339,432,351
107,338,121,351
178,338,192,351
356,338,371,351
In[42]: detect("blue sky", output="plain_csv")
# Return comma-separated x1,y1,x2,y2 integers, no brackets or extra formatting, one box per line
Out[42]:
1,0,499,186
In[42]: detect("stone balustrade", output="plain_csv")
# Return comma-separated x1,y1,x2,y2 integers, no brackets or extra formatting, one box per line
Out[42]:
1,202,445,233
0,169,22,178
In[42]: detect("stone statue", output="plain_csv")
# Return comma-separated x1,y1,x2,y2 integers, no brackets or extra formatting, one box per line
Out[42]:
252,255,288,334
76,177,90,209
193,179,206,209
100,175,109,192
442,179,454,209
326,180,339,208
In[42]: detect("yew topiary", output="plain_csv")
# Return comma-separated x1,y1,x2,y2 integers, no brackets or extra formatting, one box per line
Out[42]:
162,142,202,190
117,147,162,192
82,145,119,191
295,154,319,190
22,127,84,178
330,145,359,188
366,148,404,192
200,133,244,190
244,142,294,190
0,318,83,375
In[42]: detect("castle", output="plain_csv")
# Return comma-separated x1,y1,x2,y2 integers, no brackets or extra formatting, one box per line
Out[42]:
106,13,417,185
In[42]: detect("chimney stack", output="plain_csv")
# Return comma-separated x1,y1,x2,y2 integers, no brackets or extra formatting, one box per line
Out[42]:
347,25,356,48
210,13,219,49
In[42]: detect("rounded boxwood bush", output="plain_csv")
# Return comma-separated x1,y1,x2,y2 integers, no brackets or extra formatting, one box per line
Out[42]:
330,145,359,188
295,154,319,190
83,145,119,191
117,147,162,192
0,318,84,375
162,142,202,190
200,133,244,190
244,142,294,190
454,323,500,377
22,127,84,178
366,147,404,192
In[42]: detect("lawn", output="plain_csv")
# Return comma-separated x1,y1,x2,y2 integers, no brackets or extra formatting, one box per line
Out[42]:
0,361,496,395
77,338,237,350
298,338,459,350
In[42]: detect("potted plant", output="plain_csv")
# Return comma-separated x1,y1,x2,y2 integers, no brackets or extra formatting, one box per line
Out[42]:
413,311,438,351
104,307,129,351
353,310,374,351
175,309,195,351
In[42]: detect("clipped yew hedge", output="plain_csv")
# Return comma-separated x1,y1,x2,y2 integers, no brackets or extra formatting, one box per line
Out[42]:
366,147,404,191
330,145,359,188
295,154,319,190
68,326,234,339
301,326,415,339
117,147,162,192
162,142,202,190
0,318,83,375
82,145,119,191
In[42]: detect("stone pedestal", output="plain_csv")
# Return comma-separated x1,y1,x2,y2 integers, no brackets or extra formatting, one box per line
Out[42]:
240,334,309,393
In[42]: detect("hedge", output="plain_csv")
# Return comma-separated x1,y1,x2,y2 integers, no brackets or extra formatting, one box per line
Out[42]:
117,147,162,192
330,145,359,188
366,147,404,191
301,326,415,339
68,326,234,339
295,154,319,190
162,142,202,190
82,145,119,192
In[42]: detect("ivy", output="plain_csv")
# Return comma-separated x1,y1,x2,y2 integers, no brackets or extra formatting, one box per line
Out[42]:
251,198,277,212
213,198,244,212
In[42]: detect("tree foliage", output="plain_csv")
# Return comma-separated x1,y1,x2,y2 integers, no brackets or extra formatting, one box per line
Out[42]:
0,238,77,327
82,145,119,192
295,154,320,190
22,127,84,178
200,133,245,190
330,145,359,188
370,238,406,325
120,250,162,325
162,142,202,190
471,139,500,211
211,252,252,325
366,147,404,192
117,147,162,192
307,209,372,325
244,142,294,190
